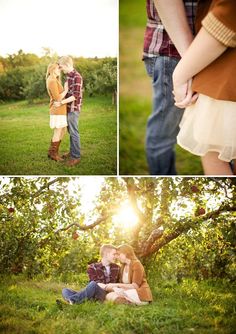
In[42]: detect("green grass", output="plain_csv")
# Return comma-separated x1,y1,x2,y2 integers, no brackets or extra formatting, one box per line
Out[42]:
0,96,117,175
0,276,235,334
119,0,203,175
119,97,203,175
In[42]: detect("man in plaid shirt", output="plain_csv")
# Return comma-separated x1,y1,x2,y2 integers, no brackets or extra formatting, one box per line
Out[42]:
57,56,83,167
60,245,119,305
143,0,197,175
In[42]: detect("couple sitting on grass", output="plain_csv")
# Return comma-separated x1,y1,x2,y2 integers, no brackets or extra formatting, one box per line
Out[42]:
46,56,82,167
57,244,153,307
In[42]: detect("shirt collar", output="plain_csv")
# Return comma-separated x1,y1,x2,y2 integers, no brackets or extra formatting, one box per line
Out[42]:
67,69,76,78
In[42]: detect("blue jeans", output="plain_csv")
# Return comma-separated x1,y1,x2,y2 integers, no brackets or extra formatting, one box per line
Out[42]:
67,111,81,159
62,281,107,304
144,56,184,175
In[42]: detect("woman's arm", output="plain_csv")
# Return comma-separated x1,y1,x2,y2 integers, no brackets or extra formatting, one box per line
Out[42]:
54,95,75,107
154,0,194,56
58,82,68,100
105,282,138,292
173,26,227,105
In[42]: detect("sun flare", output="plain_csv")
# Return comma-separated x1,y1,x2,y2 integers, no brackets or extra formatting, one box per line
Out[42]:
112,202,139,229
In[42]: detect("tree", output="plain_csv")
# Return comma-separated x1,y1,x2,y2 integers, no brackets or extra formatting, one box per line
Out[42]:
54,177,235,255
0,177,235,279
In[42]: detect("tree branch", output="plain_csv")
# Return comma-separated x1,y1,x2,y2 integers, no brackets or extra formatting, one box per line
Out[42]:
32,178,62,199
139,204,236,257
55,214,110,233
209,177,232,199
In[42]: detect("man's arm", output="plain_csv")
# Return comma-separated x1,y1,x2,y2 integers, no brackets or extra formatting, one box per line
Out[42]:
72,75,83,102
87,264,104,283
154,0,194,56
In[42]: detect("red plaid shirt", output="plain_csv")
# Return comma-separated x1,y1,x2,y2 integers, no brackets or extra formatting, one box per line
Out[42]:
143,0,197,59
87,262,120,284
66,69,83,113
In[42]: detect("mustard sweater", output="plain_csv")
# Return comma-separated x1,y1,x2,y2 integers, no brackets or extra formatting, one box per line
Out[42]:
192,0,236,101
47,78,67,115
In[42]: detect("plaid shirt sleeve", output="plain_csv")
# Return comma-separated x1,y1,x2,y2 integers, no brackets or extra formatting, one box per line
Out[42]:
66,71,83,112
87,264,99,282
72,73,83,101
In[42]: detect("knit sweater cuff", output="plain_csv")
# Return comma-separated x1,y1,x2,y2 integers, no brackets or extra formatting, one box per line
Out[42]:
202,12,236,47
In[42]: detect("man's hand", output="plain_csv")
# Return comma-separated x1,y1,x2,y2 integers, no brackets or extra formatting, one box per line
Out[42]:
105,283,117,292
172,77,198,109
64,81,68,93
53,101,61,107
97,283,106,290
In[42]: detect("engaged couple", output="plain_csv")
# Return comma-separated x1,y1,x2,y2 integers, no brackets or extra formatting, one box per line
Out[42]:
143,0,236,175
57,244,153,308
46,56,83,167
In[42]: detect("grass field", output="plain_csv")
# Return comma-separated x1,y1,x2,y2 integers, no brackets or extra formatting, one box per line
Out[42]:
0,276,235,334
0,96,117,175
119,0,203,175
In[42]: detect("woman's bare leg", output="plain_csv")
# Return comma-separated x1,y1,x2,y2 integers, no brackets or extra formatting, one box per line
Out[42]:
52,128,62,142
59,127,67,141
201,152,233,175
233,159,236,175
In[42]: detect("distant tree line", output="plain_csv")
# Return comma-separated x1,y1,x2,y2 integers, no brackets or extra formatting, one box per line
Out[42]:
0,50,117,103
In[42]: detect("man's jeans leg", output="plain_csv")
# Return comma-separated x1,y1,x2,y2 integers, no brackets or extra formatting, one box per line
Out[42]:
62,281,106,304
144,56,184,175
67,111,81,159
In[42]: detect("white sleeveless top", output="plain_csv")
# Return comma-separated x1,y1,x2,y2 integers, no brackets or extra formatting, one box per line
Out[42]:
122,270,129,284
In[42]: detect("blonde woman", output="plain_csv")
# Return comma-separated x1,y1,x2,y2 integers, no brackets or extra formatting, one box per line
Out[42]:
99,244,153,305
46,63,68,161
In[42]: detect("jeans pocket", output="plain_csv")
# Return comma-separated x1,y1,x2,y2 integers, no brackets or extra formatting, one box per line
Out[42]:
144,58,156,78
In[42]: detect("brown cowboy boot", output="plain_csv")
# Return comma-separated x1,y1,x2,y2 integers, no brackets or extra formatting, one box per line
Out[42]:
66,158,81,167
62,152,70,159
48,141,64,162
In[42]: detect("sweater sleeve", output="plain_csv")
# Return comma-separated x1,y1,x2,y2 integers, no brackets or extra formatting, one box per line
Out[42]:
131,261,144,287
48,79,61,101
202,0,236,47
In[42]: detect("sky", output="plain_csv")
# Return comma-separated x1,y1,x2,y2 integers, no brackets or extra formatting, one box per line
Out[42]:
0,0,118,58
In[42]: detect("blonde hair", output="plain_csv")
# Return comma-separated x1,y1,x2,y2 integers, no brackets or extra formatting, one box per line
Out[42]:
100,244,117,257
58,56,73,67
117,244,138,261
46,63,60,93
46,63,59,80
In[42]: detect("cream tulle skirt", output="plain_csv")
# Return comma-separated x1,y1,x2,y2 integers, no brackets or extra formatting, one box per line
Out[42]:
106,288,148,305
50,115,68,129
177,94,236,162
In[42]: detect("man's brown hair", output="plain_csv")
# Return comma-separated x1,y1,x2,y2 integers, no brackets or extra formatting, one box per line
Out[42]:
100,244,117,257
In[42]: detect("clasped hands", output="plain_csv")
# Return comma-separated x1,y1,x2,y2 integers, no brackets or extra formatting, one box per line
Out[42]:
97,283,120,292
172,76,198,109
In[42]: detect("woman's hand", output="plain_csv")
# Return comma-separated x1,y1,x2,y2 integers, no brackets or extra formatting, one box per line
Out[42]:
53,101,62,107
105,283,118,292
97,283,106,290
173,77,198,108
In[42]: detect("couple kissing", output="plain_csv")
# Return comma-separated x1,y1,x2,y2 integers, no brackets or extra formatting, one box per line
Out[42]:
58,244,153,307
